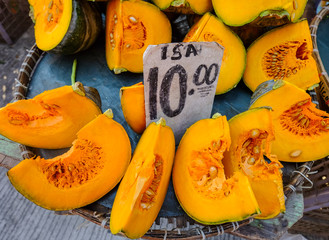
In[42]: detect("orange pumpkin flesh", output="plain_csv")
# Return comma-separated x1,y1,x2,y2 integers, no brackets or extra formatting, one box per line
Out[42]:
110,118,175,239
183,12,246,94
250,80,329,162
223,107,285,219
173,114,260,224
7,110,131,211
0,83,101,149
120,82,146,134
243,20,320,92
105,0,172,74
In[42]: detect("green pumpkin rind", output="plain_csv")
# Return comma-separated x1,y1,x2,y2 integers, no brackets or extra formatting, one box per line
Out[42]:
50,0,102,54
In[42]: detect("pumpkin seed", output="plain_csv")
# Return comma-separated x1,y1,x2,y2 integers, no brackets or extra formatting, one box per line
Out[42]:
129,15,138,24
247,157,256,165
290,149,302,158
293,0,298,10
209,166,218,179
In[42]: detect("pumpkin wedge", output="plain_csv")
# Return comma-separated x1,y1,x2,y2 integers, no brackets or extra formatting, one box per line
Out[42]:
250,80,329,162
7,109,131,211
223,107,285,219
184,12,246,94
120,82,146,134
173,114,260,224
29,0,102,54
212,0,308,27
110,118,175,239
0,82,101,149
105,0,172,74
243,20,320,92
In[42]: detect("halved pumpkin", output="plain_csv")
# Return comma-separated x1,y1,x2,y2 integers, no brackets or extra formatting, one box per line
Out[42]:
212,0,308,27
184,12,246,94
223,107,285,219
110,118,175,239
120,82,146,134
173,113,260,224
151,0,213,15
0,82,101,149
250,80,329,162
7,109,131,210
243,20,320,92
29,0,102,54
105,0,172,74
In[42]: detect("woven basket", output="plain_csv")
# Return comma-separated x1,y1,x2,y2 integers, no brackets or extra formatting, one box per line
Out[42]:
288,5,329,238
5,42,319,239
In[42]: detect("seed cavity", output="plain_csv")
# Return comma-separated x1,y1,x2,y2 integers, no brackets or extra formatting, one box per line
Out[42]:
7,101,61,126
262,40,310,80
280,99,329,136
188,139,227,198
40,139,104,189
140,155,163,210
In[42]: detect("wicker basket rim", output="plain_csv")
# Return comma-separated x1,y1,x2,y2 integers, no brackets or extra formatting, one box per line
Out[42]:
13,42,317,239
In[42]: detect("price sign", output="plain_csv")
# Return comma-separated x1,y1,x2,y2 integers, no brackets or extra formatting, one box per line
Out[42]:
143,42,224,142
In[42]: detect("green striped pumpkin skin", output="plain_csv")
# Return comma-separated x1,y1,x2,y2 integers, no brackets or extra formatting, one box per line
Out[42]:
50,0,102,55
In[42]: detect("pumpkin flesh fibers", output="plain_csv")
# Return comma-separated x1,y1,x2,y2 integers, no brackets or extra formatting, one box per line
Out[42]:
223,107,285,219
7,110,131,210
110,119,175,239
0,84,101,149
243,20,320,92
173,114,260,224
30,0,71,51
250,80,329,162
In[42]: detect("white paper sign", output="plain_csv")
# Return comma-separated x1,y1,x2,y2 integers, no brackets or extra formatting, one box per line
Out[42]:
143,42,224,142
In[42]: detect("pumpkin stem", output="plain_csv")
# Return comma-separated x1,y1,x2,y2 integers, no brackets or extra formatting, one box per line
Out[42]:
212,113,222,119
104,109,114,119
71,59,78,86
273,80,285,90
73,82,86,97
156,118,166,126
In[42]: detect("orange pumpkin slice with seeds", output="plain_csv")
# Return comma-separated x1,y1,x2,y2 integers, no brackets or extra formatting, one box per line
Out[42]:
173,113,260,224
105,0,172,74
243,19,320,92
110,118,175,239
7,109,131,211
250,80,329,162
223,107,285,219
0,82,101,149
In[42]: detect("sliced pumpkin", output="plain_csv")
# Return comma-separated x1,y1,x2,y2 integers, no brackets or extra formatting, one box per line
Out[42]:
29,0,102,54
243,20,320,92
173,114,260,224
223,107,285,219
105,0,172,74
120,82,146,134
110,118,175,239
250,80,329,162
184,12,246,94
151,0,213,15
7,109,131,210
212,0,308,26
0,82,101,149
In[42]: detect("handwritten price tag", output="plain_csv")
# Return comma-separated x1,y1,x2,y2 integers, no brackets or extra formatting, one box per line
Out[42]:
143,42,224,141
